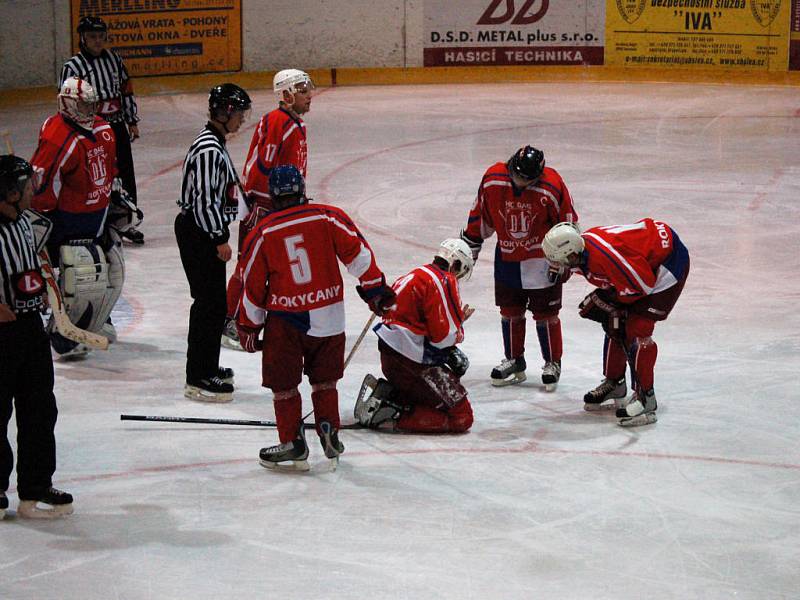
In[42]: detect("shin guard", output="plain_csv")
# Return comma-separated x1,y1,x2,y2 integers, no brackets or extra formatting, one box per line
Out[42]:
535,316,562,363
273,390,302,443
500,308,526,359
311,382,340,433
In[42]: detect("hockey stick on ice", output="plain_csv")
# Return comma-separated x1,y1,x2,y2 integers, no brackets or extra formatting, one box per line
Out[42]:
39,250,109,350
120,414,362,430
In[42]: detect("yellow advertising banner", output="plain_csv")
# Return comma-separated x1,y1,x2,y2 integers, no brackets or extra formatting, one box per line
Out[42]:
70,0,242,77
606,1,790,70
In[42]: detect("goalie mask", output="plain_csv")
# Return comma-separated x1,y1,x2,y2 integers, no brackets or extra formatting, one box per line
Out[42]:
273,69,315,102
435,238,474,281
269,165,307,210
59,77,98,130
508,145,545,182
542,222,583,267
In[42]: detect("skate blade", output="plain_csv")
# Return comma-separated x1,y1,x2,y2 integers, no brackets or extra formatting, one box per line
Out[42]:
220,335,244,351
184,386,233,403
618,412,658,427
490,372,527,387
17,501,74,519
259,458,310,472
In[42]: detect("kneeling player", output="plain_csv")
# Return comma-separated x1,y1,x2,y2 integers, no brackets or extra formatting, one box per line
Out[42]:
542,219,690,426
236,165,394,471
355,239,475,434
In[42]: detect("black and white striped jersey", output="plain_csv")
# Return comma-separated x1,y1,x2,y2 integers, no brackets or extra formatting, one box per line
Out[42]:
178,124,240,243
0,213,42,314
60,50,139,124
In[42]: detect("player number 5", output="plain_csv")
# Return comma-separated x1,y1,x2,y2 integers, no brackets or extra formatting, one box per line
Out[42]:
284,234,312,284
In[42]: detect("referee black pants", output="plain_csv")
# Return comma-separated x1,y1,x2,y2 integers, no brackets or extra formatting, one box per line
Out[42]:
111,120,137,204
0,315,58,497
174,213,227,383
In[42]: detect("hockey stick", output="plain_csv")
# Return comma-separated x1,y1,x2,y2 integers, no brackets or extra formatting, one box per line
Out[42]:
1,130,13,154
39,250,109,350
120,414,362,430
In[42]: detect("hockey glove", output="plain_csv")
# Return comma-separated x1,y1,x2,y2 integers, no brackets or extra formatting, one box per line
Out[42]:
547,263,572,284
357,281,397,316
444,346,470,377
236,323,263,353
579,291,626,341
460,229,483,261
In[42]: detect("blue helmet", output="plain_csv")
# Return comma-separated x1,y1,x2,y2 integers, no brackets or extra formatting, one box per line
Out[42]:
269,165,306,209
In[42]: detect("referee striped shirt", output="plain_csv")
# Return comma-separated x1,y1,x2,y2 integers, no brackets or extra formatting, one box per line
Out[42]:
178,124,239,244
0,213,41,313
60,50,139,124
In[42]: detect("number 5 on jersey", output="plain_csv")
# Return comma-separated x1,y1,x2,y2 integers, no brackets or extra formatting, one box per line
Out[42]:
284,234,312,284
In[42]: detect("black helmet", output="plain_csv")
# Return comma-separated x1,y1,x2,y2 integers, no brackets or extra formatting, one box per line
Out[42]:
269,165,306,209
209,83,252,119
77,16,108,34
0,155,33,200
508,145,545,181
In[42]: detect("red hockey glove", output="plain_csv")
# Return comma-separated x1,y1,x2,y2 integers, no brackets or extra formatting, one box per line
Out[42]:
236,323,263,353
357,282,397,316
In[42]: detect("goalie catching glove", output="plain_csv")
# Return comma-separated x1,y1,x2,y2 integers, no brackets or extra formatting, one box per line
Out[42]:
579,290,626,341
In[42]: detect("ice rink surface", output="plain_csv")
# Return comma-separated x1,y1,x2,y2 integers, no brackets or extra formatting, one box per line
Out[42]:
1,80,799,599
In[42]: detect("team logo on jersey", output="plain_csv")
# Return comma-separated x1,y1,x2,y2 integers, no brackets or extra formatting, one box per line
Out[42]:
751,0,781,27
616,0,645,24
89,152,108,187
502,205,536,240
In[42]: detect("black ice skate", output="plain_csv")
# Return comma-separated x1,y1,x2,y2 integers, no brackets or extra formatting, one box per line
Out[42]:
583,377,627,411
259,424,310,472
17,487,74,519
354,374,402,429
541,360,561,392
616,389,658,427
184,376,234,403
120,227,144,245
217,366,234,384
220,317,244,351
318,420,345,470
490,356,527,387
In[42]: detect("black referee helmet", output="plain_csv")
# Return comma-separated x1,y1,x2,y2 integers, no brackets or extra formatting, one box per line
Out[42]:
209,83,252,120
77,16,108,34
0,155,33,201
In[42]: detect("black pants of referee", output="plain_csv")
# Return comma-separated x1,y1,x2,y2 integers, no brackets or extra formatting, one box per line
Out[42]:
111,120,137,204
0,315,58,498
174,212,226,384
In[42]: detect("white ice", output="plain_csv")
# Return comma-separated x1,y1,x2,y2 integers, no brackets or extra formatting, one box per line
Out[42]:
1,81,799,600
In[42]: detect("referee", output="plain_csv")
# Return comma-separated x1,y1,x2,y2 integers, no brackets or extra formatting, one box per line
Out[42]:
0,156,73,520
176,84,251,403
61,16,144,244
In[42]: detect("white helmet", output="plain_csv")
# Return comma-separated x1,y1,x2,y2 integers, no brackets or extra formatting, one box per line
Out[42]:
58,77,97,129
436,238,474,281
542,222,584,266
273,69,314,102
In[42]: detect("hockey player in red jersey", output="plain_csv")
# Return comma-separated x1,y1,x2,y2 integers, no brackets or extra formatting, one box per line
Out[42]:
460,146,578,390
354,239,475,434
31,77,134,358
542,219,690,426
236,165,394,471
222,69,315,350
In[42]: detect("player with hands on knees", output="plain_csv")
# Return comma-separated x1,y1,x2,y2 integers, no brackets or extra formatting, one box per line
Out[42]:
0,156,73,520
236,165,389,471
460,145,578,391
354,238,475,434
542,219,690,426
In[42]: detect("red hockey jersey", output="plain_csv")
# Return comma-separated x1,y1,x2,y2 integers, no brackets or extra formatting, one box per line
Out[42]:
237,203,384,337
242,108,307,209
375,264,467,364
579,219,689,303
464,162,577,289
30,114,116,245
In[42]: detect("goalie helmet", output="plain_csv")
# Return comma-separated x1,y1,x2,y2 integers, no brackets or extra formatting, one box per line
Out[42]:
0,155,33,201
435,238,474,281
508,145,545,181
273,69,315,102
59,77,98,130
542,222,583,266
209,83,252,121
269,165,307,210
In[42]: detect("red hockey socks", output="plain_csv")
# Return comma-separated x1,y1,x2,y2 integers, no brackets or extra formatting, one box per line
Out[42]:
273,391,302,443
535,316,562,363
311,385,340,433
630,337,658,391
226,272,243,319
500,308,526,359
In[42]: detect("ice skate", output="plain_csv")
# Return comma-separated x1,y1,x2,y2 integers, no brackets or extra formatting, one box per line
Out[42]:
583,377,627,411
184,376,233,403
217,366,234,384
354,374,401,429
490,356,527,387
17,487,74,519
101,319,117,344
220,318,243,351
617,389,658,427
259,424,310,472
541,360,561,392
120,226,144,245
318,420,345,470
54,343,92,360
1,491,7,520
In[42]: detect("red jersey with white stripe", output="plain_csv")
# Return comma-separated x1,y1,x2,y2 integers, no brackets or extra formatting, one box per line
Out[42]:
242,108,307,209
237,203,385,337
579,219,688,303
464,162,577,289
375,264,466,364
30,114,117,245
